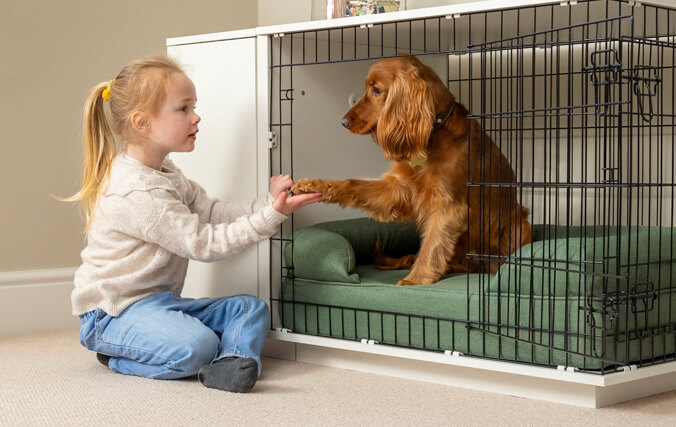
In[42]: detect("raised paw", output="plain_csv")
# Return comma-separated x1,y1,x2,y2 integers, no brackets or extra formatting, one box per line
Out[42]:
291,178,325,195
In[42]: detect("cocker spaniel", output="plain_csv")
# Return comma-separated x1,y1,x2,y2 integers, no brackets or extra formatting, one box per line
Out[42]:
292,56,531,285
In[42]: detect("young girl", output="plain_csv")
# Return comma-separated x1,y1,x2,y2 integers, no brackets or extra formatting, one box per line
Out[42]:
68,56,322,393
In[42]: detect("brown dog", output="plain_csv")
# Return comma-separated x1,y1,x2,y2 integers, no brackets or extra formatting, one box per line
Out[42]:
292,56,531,285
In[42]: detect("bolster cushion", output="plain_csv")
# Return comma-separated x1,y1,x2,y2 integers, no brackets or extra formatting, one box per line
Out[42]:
284,217,420,284
492,225,676,297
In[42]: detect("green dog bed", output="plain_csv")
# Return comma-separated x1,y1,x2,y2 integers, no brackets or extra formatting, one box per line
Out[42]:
279,218,676,371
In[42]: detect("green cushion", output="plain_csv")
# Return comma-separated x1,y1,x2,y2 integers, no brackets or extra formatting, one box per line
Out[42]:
280,268,610,369
284,227,360,284
281,265,676,370
284,217,420,284
278,218,676,370
492,225,676,296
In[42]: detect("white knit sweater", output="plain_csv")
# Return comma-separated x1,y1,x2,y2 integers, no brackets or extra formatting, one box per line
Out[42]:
71,154,287,316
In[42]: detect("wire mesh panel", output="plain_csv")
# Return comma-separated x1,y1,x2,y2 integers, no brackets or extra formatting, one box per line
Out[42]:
268,0,676,374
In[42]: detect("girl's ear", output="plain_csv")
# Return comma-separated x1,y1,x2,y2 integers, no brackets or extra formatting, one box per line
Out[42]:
131,111,150,134
376,67,434,161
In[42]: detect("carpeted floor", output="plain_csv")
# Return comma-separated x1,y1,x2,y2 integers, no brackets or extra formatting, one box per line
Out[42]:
1,329,676,426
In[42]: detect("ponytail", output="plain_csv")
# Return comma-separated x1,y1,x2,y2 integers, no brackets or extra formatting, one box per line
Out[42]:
65,82,118,231
63,56,185,232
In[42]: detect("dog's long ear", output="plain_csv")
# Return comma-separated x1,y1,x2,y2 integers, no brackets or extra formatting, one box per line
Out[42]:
376,66,435,161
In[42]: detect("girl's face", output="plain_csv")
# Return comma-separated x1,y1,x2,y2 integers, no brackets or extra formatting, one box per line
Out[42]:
147,72,200,158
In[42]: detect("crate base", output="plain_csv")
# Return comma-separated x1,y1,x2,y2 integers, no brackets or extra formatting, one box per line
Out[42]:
263,330,676,408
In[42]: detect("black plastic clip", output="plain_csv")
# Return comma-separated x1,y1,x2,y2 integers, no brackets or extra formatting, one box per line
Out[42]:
628,65,660,122
585,48,622,116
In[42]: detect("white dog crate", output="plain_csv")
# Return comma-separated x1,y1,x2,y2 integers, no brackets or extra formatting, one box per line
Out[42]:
168,0,676,407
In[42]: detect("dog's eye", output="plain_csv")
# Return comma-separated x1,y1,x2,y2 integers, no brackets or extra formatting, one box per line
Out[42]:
372,87,382,96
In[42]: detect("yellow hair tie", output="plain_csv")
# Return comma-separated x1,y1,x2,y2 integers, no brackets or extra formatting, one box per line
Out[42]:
101,86,111,101
101,80,113,101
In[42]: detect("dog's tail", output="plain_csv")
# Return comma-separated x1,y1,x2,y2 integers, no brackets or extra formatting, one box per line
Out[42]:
371,241,417,270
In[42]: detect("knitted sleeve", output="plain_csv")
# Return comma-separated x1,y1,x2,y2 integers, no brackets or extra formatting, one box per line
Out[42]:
185,178,275,225
106,188,287,262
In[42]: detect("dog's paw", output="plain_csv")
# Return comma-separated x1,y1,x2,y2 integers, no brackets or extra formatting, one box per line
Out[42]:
291,178,322,195
396,274,436,286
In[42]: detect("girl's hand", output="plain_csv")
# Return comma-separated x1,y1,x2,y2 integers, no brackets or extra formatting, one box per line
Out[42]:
269,175,294,198
272,191,323,216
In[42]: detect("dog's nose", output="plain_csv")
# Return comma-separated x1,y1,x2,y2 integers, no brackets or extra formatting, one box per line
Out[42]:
341,117,351,129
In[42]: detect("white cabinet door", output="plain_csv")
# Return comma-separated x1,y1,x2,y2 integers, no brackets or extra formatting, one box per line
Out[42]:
168,37,259,299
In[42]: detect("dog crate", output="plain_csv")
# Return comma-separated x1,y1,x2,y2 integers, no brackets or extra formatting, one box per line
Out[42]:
167,0,676,407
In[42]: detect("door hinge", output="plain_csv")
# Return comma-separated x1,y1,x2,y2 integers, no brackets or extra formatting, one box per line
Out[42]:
268,131,278,149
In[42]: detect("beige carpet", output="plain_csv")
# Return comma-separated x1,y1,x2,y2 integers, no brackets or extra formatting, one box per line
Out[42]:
1,329,675,426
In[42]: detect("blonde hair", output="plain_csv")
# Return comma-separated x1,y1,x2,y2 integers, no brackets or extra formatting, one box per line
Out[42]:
65,56,184,230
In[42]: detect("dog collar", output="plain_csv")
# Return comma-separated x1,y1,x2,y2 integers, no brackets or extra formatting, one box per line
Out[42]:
433,99,456,131
412,99,455,168
413,99,455,168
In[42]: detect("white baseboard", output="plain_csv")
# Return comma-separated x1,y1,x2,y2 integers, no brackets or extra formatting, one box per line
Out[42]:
266,331,676,408
0,267,79,335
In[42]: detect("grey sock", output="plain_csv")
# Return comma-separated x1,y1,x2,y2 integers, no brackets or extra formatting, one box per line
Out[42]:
198,357,258,393
96,353,111,368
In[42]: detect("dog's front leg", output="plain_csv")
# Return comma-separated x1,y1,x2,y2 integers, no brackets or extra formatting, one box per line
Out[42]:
397,205,467,285
291,176,413,223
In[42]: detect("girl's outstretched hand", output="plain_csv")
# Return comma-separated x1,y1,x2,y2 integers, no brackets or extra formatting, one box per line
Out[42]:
269,175,294,199
273,191,323,216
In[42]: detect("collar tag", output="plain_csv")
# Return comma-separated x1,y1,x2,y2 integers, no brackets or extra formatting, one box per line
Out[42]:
409,155,428,168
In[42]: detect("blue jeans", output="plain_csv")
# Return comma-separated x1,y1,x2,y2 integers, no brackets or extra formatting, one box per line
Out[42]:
79,291,270,380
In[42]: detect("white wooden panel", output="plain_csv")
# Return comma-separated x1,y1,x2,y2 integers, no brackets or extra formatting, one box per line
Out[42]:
266,331,676,408
256,35,273,306
168,38,260,299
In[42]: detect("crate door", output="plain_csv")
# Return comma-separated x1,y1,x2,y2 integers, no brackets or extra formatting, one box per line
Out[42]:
168,38,259,299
